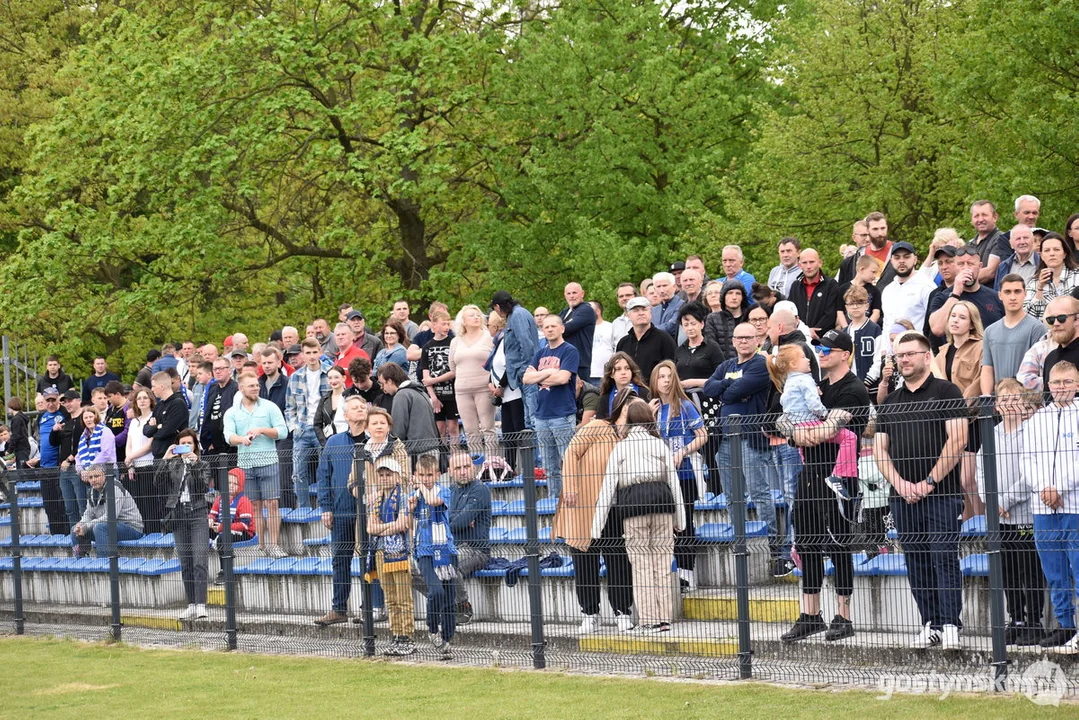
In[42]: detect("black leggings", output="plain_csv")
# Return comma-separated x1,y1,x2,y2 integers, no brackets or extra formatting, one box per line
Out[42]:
792,472,855,596
1001,524,1045,625
570,520,633,616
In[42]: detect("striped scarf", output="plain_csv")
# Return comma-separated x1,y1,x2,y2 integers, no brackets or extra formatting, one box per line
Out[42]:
77,423,105,469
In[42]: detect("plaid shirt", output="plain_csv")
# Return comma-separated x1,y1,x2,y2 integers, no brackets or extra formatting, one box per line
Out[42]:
285,366,330,432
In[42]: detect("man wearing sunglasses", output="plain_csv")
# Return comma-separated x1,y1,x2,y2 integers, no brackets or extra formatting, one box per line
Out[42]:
1042,296,1079,388
926,244,1003,343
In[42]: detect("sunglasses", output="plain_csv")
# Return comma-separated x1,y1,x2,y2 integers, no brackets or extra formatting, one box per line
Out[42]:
1046,313,1078,326
815,346,833,356
954,246,980,257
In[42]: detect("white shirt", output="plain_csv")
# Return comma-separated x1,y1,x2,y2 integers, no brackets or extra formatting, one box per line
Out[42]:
880,273,935,351
305,368,322,422
591,320,615,379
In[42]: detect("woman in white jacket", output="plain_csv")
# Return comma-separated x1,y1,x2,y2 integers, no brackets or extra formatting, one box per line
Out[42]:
592,400,685,634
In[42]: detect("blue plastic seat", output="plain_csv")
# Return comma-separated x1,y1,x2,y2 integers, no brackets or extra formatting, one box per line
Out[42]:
291,558,322,575
772,488,788,510
504,527,529,544
487,527,507,544
501,500,526,516
15,480,41,492
0,557,13,570
118,558,148,574
521,556,575,577
236,558,276,575
284,507,320,524
961,515,987,538
137,559,181,576
961,554,989,577
696,523,734,543
303,536,331,547
490,500,508,515
536,497,558,515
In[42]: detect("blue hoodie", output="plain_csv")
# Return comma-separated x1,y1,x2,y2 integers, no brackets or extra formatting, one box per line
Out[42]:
702,353,770,449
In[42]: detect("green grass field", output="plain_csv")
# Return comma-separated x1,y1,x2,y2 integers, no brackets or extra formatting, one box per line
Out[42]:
0,637,1073,719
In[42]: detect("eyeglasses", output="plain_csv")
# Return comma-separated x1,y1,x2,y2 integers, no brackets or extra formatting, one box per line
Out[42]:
815,346,833,356
1045,313,1078,326
748,317,768,324
845,301,867,307
1049,379,1077,388
894,350,929,360
732,336,757,342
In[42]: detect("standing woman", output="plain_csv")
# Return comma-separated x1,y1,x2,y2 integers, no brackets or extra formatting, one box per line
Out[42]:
931,301,985,520
592,400,685,634
596,352,650,420
6,398,32,469
315,366,350,445
555,388,638,634
1025,232,1079,318
649,361,708,593
76,405,116,478
373,321,409,373
155,428,212,621
125,388,157,527
675,302,725,492
450,305,496,459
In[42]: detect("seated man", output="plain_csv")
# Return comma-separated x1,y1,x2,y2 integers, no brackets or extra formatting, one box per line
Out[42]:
71,464,144,558
447,449,491,624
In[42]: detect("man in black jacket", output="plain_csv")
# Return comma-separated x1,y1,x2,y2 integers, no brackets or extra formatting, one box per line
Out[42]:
200,359,238,461
790,249,844,341
143,372,189,460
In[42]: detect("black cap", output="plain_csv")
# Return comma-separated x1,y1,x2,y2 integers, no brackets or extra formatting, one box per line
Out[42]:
816,329,854,353
933,245,956,259
62,389,80,400
285,343,302,356
891,241,917,255
346,310,365,321
670,261,686,272
228,349,247,359
490,290,513,310
146,349,162,362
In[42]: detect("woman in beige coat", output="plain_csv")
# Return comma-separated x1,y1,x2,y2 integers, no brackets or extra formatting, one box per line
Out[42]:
554,388,637,635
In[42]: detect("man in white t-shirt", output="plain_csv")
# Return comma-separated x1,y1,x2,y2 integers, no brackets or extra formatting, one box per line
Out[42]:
590,300,615,380
880,242,935,352
285,339,330,510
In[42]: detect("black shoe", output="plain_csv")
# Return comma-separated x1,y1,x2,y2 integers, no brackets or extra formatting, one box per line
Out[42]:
679,578,691,594
1018,624,1046,646
1004,621,1023,646
456,601,474,626
213,570,225,586
773,558,795,578
781,613,827,643
1039,627,1076,647
824,615,854,642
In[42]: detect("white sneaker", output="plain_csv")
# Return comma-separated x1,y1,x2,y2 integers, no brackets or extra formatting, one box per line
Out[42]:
578,614,599,635
941,624,959,650
911,622,941,649
616,615,635,633
429,632,442,648
195,604,208,620
1057,633,1079,655
178,604,197,621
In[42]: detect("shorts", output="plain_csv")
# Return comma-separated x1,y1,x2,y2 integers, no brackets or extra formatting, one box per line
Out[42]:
434,394,459,421
244,464,281,502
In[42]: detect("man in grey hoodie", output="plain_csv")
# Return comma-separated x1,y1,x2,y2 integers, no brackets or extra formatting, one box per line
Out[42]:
377,363,440,459
71,464,144,558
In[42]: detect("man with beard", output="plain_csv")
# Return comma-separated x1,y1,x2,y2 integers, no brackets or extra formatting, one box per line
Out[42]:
859,212,897,289
880,242,935,352
1042,296,1079,385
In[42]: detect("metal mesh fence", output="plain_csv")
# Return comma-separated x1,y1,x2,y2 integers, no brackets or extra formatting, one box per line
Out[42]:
1,399,1077,694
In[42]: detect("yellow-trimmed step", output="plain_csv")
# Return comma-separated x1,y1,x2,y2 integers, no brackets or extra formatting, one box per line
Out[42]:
682,596,800,623
207,588,226,607
121,615,181,631
580,634,739,657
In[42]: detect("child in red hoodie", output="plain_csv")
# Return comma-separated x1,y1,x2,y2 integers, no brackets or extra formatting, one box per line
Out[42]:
209,468,255,584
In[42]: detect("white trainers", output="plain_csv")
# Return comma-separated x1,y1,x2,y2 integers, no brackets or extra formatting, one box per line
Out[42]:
911,622,941,649
195,604,208,620
1057,632,1079,655
578,614,599,635
616,615,635,633
941,624,959,650
178,604,197,621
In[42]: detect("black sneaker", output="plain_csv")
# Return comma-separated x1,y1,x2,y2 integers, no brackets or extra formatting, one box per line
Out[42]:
1004,621,1024,646
824,475,851,501
456,601,474,625
781,613,827,643
824,615,854,642
773,558,795,578
1018,624,1046,646
213,570,225,585
1039,627,1076,647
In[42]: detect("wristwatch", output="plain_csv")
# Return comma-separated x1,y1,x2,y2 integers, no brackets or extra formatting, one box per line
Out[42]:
924,475,937,488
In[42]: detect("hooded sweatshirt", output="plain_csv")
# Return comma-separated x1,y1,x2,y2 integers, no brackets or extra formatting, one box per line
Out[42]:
389,381,440,455
80,478,144,533
704,280,751,360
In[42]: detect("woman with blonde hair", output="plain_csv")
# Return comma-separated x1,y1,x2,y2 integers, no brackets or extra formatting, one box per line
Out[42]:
450,304,496,458
649,360,707,592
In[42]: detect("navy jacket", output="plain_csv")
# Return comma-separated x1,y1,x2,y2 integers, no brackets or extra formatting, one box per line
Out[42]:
559,302,596,378
316,432,365,519
703,353,771,449
449,480,492,551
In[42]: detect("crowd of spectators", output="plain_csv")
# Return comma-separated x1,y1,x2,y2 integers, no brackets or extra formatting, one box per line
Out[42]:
5,196,1079,655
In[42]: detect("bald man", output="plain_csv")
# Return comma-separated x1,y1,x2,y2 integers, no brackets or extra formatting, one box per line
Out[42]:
789,249,844,340
558,281,597,383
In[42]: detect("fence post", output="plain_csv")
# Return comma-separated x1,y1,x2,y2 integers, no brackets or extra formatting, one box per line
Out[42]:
2,336,10,408
727,415,752,679
104,469,122,642
519,430,546,669
978,400,1008,689
353,447,375,657
8,475,24,634
218,461,238,650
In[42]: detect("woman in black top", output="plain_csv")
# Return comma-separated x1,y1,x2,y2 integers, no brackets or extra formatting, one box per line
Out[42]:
596,352,651,420
674,302,725,492
6,398,32,468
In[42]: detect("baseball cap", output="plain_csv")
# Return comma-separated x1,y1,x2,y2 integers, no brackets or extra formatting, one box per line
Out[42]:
816,329,853,354
933,245,956,259
773,300,799,317
285,343,302,356
223,334,234,347
626,297,650,311
42,387,60,397
62,390,80,400
346,310,365,321
146,349,161,362
228,349,248,359
376,457,402,475
891,241,917,255
670,261,686,272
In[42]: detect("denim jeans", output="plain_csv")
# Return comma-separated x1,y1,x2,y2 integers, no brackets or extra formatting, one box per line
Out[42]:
772,443,803,558
533,414,575,499
59,467,87,528
1033,513,1079,629
73,522,143,558
418,555,457,642
716,438,778,553
291,427,320,510
890,494,964,629
522,382,539,431
330,516,384,613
